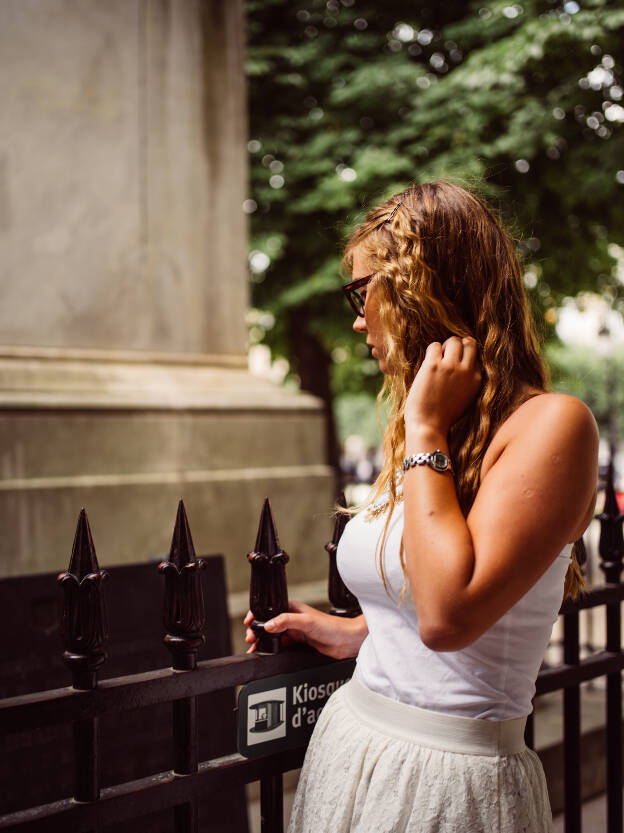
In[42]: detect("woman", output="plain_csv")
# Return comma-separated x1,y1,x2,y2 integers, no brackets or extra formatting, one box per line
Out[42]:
244,182,598,832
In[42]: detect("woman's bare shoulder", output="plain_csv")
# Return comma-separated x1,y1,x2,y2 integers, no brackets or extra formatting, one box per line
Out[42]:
482,392,598,480
483,392,598,541
510,392,598,439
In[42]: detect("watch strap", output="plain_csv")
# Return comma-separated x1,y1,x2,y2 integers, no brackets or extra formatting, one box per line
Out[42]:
402,450,453,475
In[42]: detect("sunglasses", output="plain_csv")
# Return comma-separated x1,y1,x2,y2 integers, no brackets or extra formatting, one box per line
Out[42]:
342,274,374,317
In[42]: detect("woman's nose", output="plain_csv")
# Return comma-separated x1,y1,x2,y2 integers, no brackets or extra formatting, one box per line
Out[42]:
353,313,367,333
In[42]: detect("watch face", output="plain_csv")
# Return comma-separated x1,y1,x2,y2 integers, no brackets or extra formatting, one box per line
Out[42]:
430,451,449,471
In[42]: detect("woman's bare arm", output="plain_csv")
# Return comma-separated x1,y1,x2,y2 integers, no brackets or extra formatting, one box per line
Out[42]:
402,338,598,651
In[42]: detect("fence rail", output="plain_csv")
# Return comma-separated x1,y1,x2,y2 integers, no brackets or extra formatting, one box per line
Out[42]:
1,465,623,833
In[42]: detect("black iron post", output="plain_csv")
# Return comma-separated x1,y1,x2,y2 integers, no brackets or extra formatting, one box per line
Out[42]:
563,609,581,833
58,508,108,804
159,500,206,833
247,498,290,654
247,498,289,832
260,773,283,833
325,493,361,617
598,461,624,833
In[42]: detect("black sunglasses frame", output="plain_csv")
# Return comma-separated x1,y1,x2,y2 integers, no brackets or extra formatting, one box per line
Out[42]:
342,273,375,317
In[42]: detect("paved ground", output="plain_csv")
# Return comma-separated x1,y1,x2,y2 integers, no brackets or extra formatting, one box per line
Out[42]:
247,777,297,833
533,681,606,748
552,791,621,832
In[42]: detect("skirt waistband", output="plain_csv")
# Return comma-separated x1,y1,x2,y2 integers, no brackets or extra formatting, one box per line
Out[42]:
342,674,527,757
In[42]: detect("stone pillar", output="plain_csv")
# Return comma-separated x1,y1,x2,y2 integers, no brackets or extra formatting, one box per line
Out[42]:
0,0,334,597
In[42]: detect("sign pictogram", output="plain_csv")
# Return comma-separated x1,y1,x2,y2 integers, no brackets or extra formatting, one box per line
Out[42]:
237,659,355,758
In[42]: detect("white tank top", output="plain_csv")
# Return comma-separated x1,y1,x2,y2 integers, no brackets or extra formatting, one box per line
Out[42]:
337,497,572,720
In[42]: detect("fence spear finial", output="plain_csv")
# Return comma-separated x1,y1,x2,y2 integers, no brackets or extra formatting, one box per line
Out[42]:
247,497,289,653
326,493,361,617
159,500,206,670
254,496,281,556
169,498,197,568
58,509,108,690
68,507,99,578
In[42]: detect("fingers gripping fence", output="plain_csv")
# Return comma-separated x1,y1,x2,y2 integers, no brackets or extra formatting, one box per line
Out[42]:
0,473,623,833
0,494,359,833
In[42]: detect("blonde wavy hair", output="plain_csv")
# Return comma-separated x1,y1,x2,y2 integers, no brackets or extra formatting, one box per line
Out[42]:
342,182,583,599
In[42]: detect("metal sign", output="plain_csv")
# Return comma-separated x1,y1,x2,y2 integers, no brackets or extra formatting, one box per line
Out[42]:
237,659,355,758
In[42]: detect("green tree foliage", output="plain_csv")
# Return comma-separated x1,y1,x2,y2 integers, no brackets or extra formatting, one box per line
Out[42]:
245,0,624,464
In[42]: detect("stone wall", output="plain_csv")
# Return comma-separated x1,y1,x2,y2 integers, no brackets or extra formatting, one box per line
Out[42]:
0,0,248,356
0,0,334,598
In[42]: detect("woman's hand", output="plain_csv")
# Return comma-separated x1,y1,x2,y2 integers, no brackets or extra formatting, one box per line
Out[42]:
243,601,367,660
404,336,482,436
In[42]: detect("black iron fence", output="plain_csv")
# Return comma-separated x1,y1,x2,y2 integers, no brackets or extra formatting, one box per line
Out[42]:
0,469,623,833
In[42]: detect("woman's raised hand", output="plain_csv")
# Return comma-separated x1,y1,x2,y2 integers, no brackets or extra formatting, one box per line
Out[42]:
405,336,482,437
244,601,367,660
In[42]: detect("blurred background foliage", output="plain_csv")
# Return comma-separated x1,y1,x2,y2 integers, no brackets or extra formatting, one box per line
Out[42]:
245,0,624,470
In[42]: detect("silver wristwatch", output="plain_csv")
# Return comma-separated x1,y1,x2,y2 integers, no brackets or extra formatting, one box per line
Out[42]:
402,449,453,475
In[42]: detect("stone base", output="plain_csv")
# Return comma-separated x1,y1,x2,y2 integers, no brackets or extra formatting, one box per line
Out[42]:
0,352,335,591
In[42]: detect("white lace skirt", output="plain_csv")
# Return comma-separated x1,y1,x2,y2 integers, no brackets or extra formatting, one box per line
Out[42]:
287,674,552,833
